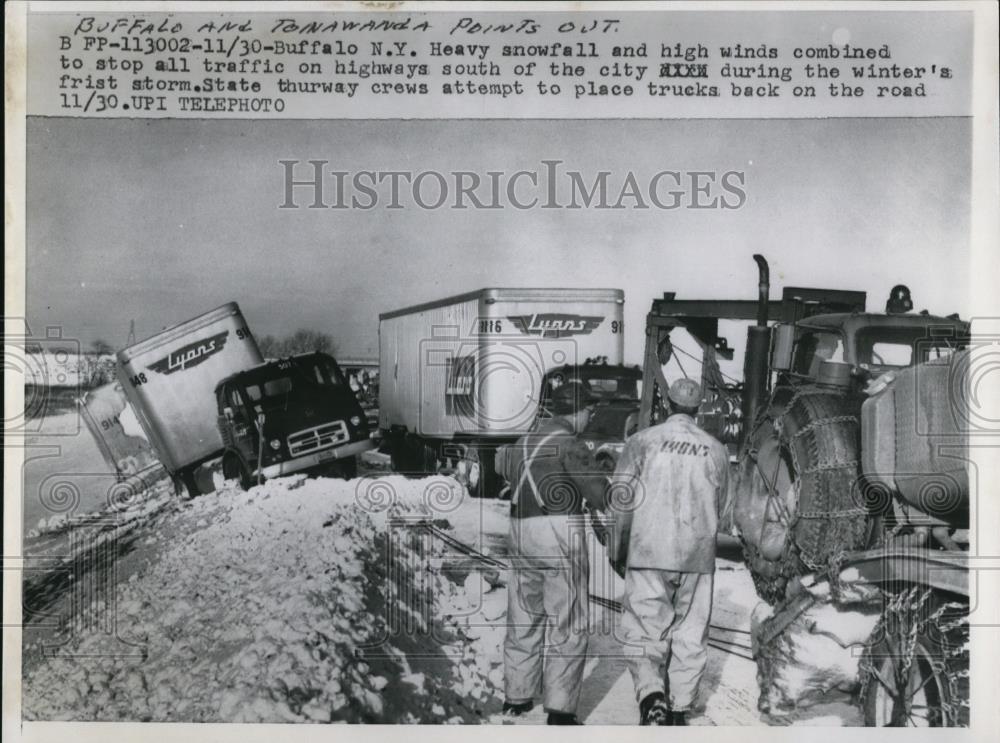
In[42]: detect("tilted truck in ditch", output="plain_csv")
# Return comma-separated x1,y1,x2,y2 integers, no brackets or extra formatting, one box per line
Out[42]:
117,303,373,496
634,256,971,726
116,302,264,498
215,352,374,488
379,288,637,497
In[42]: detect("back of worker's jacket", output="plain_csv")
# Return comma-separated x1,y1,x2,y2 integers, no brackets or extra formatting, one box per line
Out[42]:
610,414,729,574
497,419,586,518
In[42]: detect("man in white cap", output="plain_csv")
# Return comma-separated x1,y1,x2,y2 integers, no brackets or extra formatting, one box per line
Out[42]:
608,378,729,725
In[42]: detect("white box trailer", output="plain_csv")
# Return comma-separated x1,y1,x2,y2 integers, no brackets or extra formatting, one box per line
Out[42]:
78,382,162,482
379,288,625,495
115,302,263,495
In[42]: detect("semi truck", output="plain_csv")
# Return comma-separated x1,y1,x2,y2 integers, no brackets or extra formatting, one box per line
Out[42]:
378,287,633,497
115,302,264,497
214,352,375,488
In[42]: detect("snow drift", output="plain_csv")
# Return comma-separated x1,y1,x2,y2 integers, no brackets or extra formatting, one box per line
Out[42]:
23,475,506,723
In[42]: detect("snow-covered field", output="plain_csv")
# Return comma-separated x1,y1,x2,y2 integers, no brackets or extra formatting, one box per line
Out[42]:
19,351,114,390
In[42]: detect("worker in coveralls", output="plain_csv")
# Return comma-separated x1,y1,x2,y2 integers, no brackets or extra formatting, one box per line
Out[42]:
609,378,729,726
498,380,597,725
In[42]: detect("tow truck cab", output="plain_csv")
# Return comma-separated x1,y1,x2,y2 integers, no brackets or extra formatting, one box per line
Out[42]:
215,352,374,486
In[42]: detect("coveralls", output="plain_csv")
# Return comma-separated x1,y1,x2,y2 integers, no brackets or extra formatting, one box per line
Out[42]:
609,413,729,711
498,418,590,715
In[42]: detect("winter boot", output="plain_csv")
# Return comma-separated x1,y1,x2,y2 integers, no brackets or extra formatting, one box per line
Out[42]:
502,700,534,717
670,710,688,726
639,692,671,725
546,712,580,725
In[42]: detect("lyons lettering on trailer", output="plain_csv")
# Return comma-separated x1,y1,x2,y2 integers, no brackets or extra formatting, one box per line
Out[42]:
147,331,229,375
508,313,604,338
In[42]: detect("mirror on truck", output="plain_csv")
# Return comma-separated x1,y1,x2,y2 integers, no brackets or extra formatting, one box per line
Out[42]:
770,324,795,371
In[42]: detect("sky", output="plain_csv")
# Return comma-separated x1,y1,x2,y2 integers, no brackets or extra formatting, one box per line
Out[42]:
26,117,970,364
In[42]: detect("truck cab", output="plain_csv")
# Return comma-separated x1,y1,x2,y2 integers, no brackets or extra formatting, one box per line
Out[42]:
779,312,968,387
537,361,642,415
215,352,374,488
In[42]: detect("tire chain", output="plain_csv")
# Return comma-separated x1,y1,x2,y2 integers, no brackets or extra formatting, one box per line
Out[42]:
784,391,868,571
740,386,867,601
858,587,970,726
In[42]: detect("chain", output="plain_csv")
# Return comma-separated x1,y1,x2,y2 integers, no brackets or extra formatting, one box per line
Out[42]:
791,415,859,440
825,549,850,600
797,506,867,519
858,587,970,727
799,459,859,474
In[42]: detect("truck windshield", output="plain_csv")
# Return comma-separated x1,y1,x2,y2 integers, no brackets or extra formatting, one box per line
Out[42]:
792,330,846,376
585,376,640,400
854,327,963,370
243,358,345,402
794,326,964,374
541,369,640,411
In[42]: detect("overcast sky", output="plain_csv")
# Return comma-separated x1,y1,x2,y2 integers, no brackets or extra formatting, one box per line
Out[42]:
26,117,970,363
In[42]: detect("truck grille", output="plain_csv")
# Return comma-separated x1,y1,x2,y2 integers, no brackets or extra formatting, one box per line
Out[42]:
287,420,349,456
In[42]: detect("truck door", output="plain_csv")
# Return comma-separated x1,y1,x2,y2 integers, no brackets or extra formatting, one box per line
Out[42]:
225,385,256,463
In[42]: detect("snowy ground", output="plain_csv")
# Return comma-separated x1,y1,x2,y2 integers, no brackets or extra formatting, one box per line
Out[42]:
21,425,863,724
23,475,511,722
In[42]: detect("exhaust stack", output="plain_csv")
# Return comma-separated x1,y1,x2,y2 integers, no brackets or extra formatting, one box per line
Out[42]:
741,254,773,439
754,254,770,327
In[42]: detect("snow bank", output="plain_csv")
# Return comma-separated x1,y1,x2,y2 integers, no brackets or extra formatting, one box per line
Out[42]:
751,581,880,718
23,475,504,723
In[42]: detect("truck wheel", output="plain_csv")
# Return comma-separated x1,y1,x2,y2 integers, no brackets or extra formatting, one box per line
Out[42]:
469,448,499,499
388,432,430,477
859,588,969,727
737,391,868,604
180,467,202,499
223,453,255,491
171,475,187,499
336,457,358,480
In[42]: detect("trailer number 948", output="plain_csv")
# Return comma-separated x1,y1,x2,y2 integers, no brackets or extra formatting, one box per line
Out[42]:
129,373,148,387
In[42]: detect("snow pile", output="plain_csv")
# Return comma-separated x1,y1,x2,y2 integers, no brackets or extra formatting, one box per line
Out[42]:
23,475,502,723
751,580,880,718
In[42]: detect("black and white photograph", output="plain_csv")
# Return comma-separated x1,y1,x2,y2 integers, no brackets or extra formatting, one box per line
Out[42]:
4,1,999,738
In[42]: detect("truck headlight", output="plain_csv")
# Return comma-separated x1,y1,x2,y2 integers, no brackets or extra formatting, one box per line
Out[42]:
270,439,281,450
350,415,362,426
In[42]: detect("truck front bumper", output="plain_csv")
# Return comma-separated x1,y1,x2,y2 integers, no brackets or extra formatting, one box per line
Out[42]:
257,438,376,479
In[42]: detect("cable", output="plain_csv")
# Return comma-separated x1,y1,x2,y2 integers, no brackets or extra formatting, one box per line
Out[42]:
416,520,757,663
673,344,744,387
672,350,689,379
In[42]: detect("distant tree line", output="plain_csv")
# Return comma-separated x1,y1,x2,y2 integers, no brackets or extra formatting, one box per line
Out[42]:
257,329,337,359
